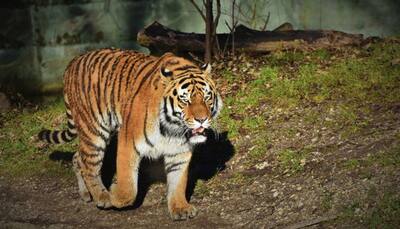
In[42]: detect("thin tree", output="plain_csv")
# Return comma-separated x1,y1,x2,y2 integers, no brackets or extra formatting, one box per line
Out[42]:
188,0,221,63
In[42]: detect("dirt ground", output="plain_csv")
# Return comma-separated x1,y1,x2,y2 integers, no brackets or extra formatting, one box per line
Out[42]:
1,42,400,228
1,121,399,228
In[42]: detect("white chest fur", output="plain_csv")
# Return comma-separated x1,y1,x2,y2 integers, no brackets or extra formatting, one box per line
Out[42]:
135,131,192,159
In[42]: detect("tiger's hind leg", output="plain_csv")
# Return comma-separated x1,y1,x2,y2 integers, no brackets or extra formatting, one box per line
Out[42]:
78,137,112,209
72,152,91,202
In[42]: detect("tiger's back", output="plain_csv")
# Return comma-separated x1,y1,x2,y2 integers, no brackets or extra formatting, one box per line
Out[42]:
39,48,222,220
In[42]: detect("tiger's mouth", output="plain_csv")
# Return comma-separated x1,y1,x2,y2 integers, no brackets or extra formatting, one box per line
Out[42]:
186,127,206,139
191,127,205,136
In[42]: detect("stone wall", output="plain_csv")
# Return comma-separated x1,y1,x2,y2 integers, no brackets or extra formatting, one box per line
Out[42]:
0,0,399,95
0,0,204,95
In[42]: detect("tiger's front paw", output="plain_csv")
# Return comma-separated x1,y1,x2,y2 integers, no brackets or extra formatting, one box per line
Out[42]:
110,184,135,208
169,204,198,221
95,191,112,209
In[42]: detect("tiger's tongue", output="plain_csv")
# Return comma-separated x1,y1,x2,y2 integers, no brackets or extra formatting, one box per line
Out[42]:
192,127,205,134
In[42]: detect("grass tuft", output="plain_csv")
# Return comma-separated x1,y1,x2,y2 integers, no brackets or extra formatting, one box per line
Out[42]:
0,99,75,178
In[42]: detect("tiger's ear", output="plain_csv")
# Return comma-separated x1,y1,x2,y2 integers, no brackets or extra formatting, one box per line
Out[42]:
160,67,173,77
201,63,211,74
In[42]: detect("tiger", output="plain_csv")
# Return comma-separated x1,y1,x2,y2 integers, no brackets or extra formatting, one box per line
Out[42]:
38,48,223,220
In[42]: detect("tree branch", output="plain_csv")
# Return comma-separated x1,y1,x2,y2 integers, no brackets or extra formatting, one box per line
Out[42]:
188,0,206,21
213,0,221,28
283,215,337,229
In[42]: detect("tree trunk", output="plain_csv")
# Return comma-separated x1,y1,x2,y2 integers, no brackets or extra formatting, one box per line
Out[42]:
205,0,213,63
137,22,364,55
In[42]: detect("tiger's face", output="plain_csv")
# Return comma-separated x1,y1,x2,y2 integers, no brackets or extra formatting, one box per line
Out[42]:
159,57,222,144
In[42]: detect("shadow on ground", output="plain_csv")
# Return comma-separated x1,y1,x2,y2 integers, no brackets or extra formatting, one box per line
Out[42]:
49,130,234,209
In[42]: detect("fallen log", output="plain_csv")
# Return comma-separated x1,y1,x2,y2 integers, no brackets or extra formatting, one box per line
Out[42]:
137,21,364,55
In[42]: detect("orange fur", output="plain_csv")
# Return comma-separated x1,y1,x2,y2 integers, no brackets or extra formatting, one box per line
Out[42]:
39,48,223,219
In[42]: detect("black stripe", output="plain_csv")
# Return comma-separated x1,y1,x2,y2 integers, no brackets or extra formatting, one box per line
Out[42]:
45,131,52,143
66,129,77,138
52,131,60,144
143,102,154,147
159,122,167,136
166,168,180,174
109,56,124,119
78,54,90,95
74,57,83,99
181,82,190,89
176,69,202,77
61,131,70,142
135,59,154,80
39,129,52,143
163,98,181,126
123,55,169,141
84,158,103,165
99,123,110,135
165,161,187,173
83,50,99,95
178,77,189,84
124,61,159,140
177,75,204,84
104,55,121,116
66,111,73,120
81,137,106,152
90,50,106,75
133,141,141,156
143,119,154,147
212,96,219,117
197,80,206,86
117,55,132,100
124,57,141,90
174,65,196,71
168,97,182,119
96,53,114,122
67,120,75,129
76,107,107,142
89,52,108,110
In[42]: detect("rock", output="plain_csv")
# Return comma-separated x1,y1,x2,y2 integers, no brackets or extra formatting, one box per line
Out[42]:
0,92,11,113
391,58,400,66
297,201,304,208
311,137,319,143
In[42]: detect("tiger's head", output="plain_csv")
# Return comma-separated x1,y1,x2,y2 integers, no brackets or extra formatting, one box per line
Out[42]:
158,54,223,144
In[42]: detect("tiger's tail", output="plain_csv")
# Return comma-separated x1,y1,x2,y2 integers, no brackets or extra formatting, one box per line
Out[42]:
38,106,77,144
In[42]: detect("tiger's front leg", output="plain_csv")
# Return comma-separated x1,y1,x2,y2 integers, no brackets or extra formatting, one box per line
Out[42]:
110,130,141,208
164,152,197,220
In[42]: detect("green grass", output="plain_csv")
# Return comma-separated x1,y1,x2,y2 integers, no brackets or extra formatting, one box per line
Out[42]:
0,98,75,178
344,159,361,169
322,190,334,211
217,41,400,171
227,172,252,186
366,192,400,228
277,149,309,174
247,134,270,163
262,44,400,108
340,190,400,228
366,147,400,167
342,145,400,171
193,180,210,197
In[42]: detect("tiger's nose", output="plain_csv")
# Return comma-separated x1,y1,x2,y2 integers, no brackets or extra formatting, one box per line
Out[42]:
194,117,207,124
